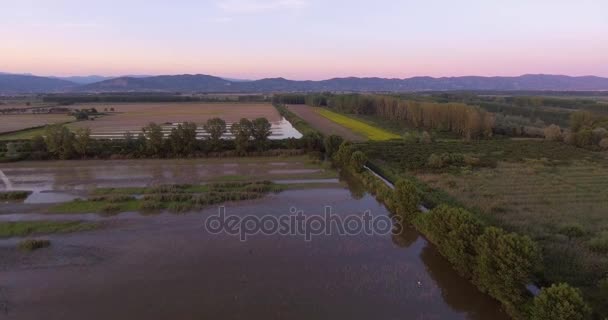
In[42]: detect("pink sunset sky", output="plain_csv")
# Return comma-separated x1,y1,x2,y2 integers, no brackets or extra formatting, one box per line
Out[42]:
1,0,607,80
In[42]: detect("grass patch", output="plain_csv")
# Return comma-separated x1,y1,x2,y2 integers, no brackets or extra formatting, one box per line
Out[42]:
314,108,401,141
18,239,51,251
48,199,140,214
0,191,32,201
0,220,100,237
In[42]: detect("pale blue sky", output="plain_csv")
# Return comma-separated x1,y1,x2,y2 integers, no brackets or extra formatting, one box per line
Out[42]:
1,0,607,79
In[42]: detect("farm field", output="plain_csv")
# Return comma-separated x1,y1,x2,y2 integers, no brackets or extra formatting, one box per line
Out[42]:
286,105,365,141
0,114,73,134
66,102,301,139
313,108,401,141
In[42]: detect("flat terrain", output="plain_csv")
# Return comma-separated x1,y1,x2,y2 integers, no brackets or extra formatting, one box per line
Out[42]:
0,184,507,320
314,108,401,141
286,105,365,141
69,102,281,133
0,114,72,134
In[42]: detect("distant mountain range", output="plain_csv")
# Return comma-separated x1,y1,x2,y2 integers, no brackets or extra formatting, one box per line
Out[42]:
1,72,608,94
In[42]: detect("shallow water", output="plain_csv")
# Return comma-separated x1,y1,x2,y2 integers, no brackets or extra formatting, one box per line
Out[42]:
0,189,508,320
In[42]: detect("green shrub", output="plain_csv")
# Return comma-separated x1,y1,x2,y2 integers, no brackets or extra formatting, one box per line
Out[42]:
18,239,51,251
139,200,164,212
349,151,367,173
558,223,586,240
531,283,591,320
167,201,194,213
101,203,121,215
588,231,608,253
0,191,32,201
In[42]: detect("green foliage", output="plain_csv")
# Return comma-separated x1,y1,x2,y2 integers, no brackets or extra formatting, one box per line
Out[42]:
73,127,92,158
251,117,272,150
393,179,420,219
168,122,198,156
301,131,324,152
0,220,99,237
323,134,344,158
18,239,51,251
333,141,353,167
588,231,608,253
204,118,227,151
413,205,484,277
0,191,31,201
531,283,591,320
558,223,586,240
474,227,540,310
349,151,367,173
230,118,253,155
142,122,164,156
44,124,76,159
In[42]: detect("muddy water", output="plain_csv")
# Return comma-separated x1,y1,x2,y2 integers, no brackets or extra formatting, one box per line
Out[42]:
0,159,334,205
0,188,508,320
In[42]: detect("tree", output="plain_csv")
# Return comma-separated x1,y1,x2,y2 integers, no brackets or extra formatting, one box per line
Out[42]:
302,131,323,152
474,227,540,309
531,283,591,320
230,118,252,155
44,125,75,159
204,118,226,151
73,127,92,158
142,122,164,157
570,111,595,132
600,137,608,150
168,122,198,157
324,135,344,158
414,205,484,277
333,141,353,166
393,179,420,219
251,118,272,150
29,135,48,159
349,151,367,173
544,124,562,141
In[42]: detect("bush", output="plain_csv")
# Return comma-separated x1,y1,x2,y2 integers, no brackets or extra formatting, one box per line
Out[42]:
600,138,608,150
18,239,51,251
413,205,484,277
544,124,563,141
167,201,194,213
349,151,367,173
474,227,540,311
558,223,585,240
531,283,591,320
101,203,121,215
139,200,164,212
588,231,608,253
323,135,344,158
0,191,31,201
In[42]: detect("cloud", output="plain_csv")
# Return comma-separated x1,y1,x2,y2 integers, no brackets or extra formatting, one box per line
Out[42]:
218,0,309,13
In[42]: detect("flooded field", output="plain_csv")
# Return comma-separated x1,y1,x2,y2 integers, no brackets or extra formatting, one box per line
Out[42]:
1,190,508,320
0,158,508,319
0,157,331,206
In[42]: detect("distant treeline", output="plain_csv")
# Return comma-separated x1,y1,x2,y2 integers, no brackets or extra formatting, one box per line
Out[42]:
0,117,325,161
274,94,494,139
43,93,270,104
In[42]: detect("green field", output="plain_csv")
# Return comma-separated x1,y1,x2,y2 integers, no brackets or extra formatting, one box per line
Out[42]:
314,108,401,141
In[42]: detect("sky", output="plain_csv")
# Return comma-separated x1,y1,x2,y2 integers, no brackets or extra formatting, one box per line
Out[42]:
0,0,607,80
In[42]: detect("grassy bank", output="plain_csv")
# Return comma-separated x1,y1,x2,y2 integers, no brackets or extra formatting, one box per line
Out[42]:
0,220,101,237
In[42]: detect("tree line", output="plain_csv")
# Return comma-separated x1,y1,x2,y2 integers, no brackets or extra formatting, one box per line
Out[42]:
274,94,495,139
2,117,316,161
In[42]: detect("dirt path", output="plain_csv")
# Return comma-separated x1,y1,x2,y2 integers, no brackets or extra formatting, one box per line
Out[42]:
286,105,365,141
